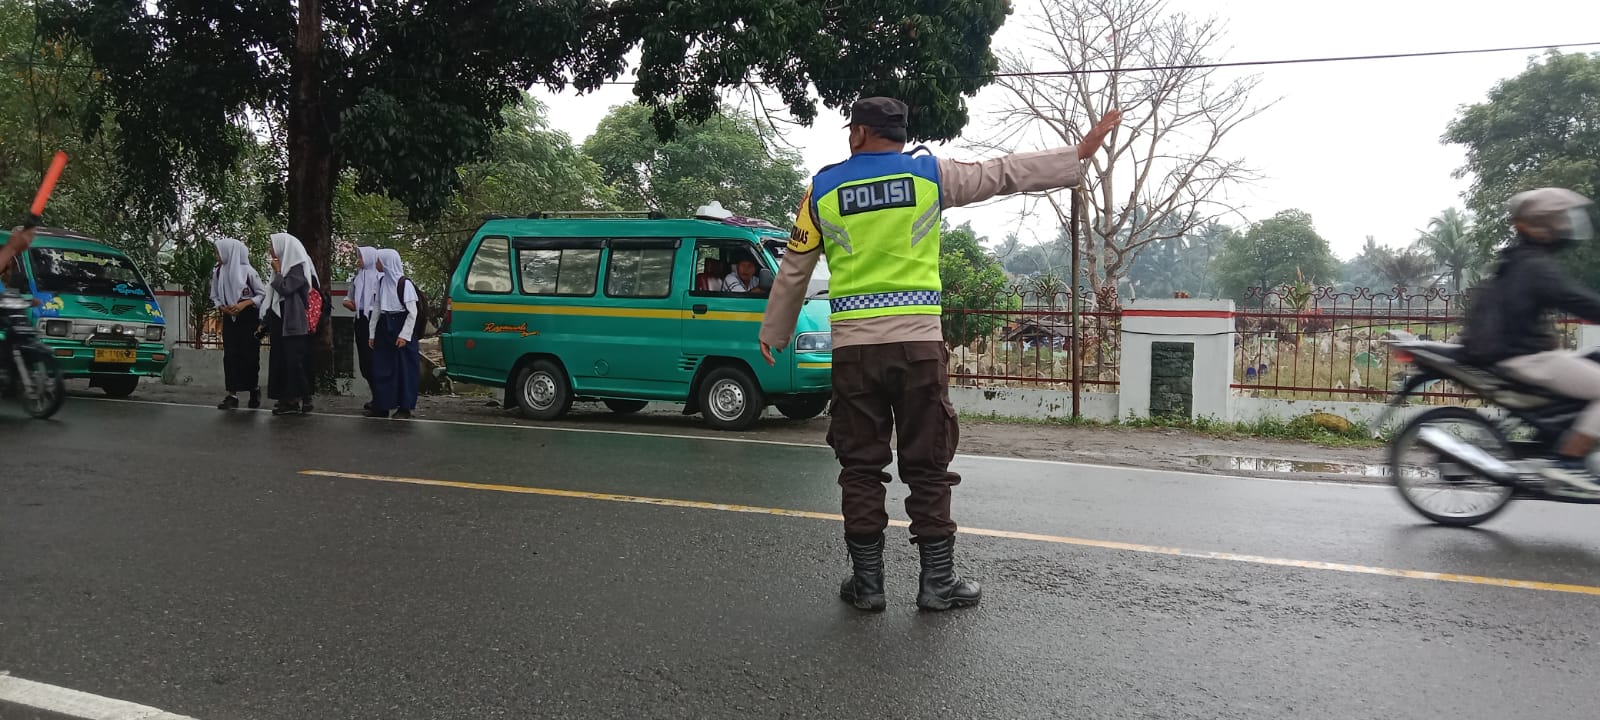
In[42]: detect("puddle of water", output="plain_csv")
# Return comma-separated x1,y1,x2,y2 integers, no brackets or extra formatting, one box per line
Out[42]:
1193,454,1417,478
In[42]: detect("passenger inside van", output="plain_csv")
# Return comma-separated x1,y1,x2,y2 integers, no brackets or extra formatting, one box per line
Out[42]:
723,254,766,295
696,258,725,292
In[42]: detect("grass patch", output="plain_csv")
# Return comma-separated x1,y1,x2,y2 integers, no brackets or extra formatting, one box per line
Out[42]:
958,411,1386,448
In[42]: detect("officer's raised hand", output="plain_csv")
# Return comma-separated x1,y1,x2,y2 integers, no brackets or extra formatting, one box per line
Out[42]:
1077,110,1122,160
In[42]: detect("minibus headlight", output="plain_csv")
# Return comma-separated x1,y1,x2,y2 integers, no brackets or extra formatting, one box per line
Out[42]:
795,332,832,352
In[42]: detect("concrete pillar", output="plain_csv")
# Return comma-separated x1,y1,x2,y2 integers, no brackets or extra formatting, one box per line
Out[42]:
1119,299,1236,422
1578,323,1600,352
155,284,187,348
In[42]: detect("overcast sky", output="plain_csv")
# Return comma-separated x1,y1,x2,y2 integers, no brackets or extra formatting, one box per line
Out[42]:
532,0,1599,261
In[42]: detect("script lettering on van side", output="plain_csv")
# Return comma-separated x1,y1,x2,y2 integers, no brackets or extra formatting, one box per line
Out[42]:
483,321,538,337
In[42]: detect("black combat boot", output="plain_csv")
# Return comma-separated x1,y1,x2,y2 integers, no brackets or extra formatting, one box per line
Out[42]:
915,535,981,611
839,533,886,612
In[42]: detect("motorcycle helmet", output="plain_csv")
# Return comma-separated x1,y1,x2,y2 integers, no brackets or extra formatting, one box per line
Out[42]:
1508,187,1594,248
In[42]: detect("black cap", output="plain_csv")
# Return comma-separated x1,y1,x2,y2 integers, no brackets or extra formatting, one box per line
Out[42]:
845,97,909,129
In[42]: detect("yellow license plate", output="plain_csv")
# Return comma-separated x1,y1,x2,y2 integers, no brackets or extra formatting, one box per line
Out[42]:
94,348,137,363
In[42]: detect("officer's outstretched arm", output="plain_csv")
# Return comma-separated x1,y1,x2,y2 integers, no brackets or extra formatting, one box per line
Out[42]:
940,110,1120,208
939,150,1086,209
759,246,820,353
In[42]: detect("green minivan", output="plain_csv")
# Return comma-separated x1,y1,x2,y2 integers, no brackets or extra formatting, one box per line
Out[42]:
440,210,833,430
0,228,169,397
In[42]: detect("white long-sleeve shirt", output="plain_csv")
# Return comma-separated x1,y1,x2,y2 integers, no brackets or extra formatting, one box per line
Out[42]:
370,296,418,342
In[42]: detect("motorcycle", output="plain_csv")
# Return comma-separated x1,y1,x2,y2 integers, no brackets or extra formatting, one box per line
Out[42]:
0,287,65,419
1378,330,1600,526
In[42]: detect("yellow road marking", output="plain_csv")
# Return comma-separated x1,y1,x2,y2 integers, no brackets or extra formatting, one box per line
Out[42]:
452,301,763,323
299,470,1600,598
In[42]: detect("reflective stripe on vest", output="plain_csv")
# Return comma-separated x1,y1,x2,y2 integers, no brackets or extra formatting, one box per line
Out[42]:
811,152,943,323
829,290,942,316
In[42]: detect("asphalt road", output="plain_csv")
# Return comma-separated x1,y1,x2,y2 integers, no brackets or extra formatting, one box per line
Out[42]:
1,398,1598,719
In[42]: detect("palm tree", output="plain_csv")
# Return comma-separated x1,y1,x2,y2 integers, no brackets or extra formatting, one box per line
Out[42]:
994,233,1023,264
1340,235,1389,290
1374,247,1439,292
1414,208,1482,291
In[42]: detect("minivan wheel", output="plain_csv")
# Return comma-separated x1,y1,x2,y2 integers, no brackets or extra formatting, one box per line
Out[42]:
515,360,572,420
95,374,138,398
603,399,648,414
775,395,828,420
700,366,764,431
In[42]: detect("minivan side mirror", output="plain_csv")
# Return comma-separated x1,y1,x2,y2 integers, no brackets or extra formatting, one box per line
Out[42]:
759,268,775,291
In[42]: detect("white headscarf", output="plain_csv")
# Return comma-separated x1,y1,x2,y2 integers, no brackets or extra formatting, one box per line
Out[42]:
264,232,319,313
350,246,380,315
374,248,416,313
209,237,263,309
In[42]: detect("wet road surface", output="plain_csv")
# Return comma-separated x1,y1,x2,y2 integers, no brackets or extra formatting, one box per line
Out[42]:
1,399,1597,719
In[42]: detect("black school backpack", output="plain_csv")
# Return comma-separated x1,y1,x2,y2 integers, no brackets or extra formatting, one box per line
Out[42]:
394,277,430,340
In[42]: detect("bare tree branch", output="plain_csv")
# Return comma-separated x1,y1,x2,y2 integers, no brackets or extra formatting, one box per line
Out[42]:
977,0,1274,302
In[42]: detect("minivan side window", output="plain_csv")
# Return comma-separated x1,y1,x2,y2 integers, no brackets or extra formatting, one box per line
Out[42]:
689,238,768,296
465,236,513,294
519,247,601,296
605,244,676,299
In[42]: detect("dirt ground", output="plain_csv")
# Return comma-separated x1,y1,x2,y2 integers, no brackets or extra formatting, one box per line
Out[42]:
95,379,1392,485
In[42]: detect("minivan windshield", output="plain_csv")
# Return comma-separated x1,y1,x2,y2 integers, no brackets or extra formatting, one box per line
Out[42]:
28,247,154,299
769,241,831,298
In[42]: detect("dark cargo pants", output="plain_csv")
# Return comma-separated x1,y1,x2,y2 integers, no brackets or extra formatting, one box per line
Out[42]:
826,341,961,539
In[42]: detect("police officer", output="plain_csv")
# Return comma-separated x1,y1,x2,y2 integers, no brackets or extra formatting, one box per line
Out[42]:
761,97,1120,612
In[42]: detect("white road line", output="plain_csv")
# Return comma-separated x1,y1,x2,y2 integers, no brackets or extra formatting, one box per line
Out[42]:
81,396,1384,489
0,672,198,719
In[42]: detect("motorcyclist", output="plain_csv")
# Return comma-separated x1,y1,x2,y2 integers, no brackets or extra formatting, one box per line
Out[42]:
1461,187,1600,491
0,227,36,283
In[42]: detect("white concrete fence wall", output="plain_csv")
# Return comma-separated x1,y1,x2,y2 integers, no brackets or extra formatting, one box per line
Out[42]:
951,298,1543,433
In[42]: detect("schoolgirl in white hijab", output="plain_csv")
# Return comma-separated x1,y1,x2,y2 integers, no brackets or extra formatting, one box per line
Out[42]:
366,248,420,419
210,237,267,410
263,232,318,325
346,246,380,315
264,232,318,415
210,237,266,313
345,246,382,409
368,248,418,342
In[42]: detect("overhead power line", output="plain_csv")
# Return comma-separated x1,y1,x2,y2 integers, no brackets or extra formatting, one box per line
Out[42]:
598,41,1600,85
5,41,1598,87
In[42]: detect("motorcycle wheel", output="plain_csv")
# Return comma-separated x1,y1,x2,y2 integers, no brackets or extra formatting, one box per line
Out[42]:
1389,407,1515,527
19,348,65,420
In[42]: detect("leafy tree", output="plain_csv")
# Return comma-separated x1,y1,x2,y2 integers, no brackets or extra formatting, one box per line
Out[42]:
1414,208,1484,291
1338,236,1390,291
163,240,217,348
1211,210,1338,301
0,2,144,262
582,104,804,223
45,0,1013,369
940,222,1017,349
334,96,615,300
999,228,1073,278
1373,247,1439,292
43,0,1011,277
0,1,280,284
1126,221,1227,299
1444,51,1600,284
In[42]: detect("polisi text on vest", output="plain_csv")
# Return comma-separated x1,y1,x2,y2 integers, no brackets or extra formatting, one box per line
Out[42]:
838,178,918,216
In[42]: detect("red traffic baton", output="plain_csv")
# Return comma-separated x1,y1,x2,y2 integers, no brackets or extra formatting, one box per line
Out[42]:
24,151,68,229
